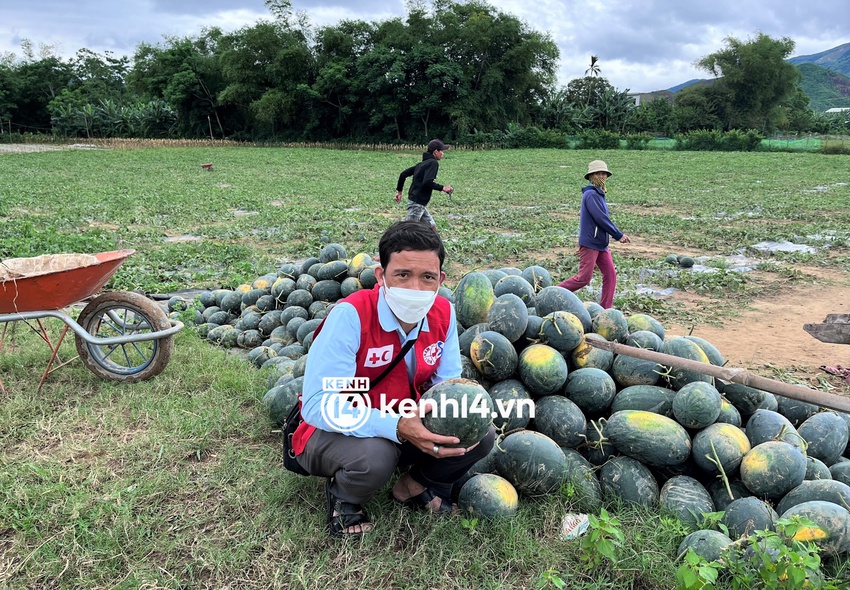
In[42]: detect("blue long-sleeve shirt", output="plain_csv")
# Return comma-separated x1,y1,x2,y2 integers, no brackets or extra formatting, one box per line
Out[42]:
578,184,623,251
300,287,462,441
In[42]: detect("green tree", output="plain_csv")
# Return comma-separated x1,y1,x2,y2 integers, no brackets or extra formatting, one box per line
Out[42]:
217,21,315,139
129,31,229,137
696,33,799,132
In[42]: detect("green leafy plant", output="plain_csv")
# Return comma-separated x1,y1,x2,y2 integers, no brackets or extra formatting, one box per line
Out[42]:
537,568,567,589
579,507,626,567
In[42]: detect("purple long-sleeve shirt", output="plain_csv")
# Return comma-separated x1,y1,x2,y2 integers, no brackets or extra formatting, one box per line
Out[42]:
577,184,623,251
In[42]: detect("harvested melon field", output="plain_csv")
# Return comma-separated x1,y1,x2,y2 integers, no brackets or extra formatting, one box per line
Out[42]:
1,145,849,589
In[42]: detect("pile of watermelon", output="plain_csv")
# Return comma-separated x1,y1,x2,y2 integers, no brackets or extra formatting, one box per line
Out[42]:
172,242,850,562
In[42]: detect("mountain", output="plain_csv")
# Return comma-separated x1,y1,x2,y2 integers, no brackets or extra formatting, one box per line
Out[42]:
788,42,850,77
660,42,850,111
796,63,850,111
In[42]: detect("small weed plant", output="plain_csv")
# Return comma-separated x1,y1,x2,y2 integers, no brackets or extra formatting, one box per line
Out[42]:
579,507,626,568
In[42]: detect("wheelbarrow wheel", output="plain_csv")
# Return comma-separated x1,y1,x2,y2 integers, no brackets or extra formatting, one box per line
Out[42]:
75,291,174,382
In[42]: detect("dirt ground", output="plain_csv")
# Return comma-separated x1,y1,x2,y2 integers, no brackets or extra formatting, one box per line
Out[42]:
611,239,849,393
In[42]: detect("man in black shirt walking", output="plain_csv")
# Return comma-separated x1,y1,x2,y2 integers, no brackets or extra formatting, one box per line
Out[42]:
395,139,453,230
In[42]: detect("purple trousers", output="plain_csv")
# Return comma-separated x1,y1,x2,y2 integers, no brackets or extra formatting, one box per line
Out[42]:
558,246,617,309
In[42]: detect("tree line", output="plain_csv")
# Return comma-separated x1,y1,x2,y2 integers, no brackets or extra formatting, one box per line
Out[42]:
0,0,846,145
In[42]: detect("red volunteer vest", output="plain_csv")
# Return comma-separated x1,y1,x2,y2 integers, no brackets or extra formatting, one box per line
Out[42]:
291,285,452,455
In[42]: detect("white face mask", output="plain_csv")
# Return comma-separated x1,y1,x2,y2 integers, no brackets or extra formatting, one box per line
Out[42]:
383,284,439,324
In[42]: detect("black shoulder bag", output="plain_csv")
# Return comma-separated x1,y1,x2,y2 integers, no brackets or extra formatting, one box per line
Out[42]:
283,325,421,476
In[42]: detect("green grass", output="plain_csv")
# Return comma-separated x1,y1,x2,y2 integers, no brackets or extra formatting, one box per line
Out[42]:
1,146,848,326
2,146,850,588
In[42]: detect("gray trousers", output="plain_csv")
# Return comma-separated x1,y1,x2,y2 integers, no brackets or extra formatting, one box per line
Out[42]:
296,427,496,505
403,200,436,228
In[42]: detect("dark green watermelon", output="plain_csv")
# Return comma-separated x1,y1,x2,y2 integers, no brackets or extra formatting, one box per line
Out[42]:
532,395,587,448
494,275,536,307
271,278,297,305
659,476,715,528
599,456,659,508
564,461,603,513
534,286,592,332
745,409,805,449
487,379,533,432
672,381,722,429
677,530,733,562
721,496,778,539
495,430,567,497
487,293,529,343
707,478,751,511
420,378,494,448
564,367,616,416
798,411,850,466
521,265,552,292
610,385,676,417
610,353,661,388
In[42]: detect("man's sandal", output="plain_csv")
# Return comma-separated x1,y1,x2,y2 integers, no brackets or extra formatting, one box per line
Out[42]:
326,479,372,537
389,487,452,514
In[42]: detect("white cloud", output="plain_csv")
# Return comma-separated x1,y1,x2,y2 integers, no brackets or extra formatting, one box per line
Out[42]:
0,0,847,92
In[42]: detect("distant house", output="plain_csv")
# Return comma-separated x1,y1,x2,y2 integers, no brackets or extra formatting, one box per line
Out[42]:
627,90,675,106
825,107,850,113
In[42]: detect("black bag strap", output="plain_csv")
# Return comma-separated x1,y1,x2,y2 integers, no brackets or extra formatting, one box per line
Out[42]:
288,318,423,426
370,319,423,389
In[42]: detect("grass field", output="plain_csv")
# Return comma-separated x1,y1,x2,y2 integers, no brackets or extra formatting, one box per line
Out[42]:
1,146,850,589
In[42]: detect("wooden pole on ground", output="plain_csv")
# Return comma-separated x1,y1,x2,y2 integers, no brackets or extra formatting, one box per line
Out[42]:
586,339,850,413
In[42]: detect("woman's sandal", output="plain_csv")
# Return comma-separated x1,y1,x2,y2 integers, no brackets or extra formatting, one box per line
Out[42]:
389,486,452,513
326,479,372,537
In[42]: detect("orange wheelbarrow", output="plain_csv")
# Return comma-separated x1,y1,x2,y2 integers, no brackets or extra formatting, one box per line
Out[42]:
0,249,183,391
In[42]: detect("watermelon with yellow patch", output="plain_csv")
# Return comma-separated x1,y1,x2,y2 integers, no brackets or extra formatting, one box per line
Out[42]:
538,311,584,354
592,308,629,343
605,410,692,467
470,331,518,382
458,473,519,518
517,343,568,397
455,272,495,329
626,313,665,340
692,422,751,475
662,336,713,390
570,333,614,372
781,500,850,555
347,252,373,277
740,440,807,499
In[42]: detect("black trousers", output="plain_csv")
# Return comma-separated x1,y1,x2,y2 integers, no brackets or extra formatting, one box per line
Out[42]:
296,427,496,505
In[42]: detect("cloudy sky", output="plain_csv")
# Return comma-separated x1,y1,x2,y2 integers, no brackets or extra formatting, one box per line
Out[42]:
1,0,848,93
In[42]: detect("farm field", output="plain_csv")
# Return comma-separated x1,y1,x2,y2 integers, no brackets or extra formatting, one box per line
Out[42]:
1,145,850,588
